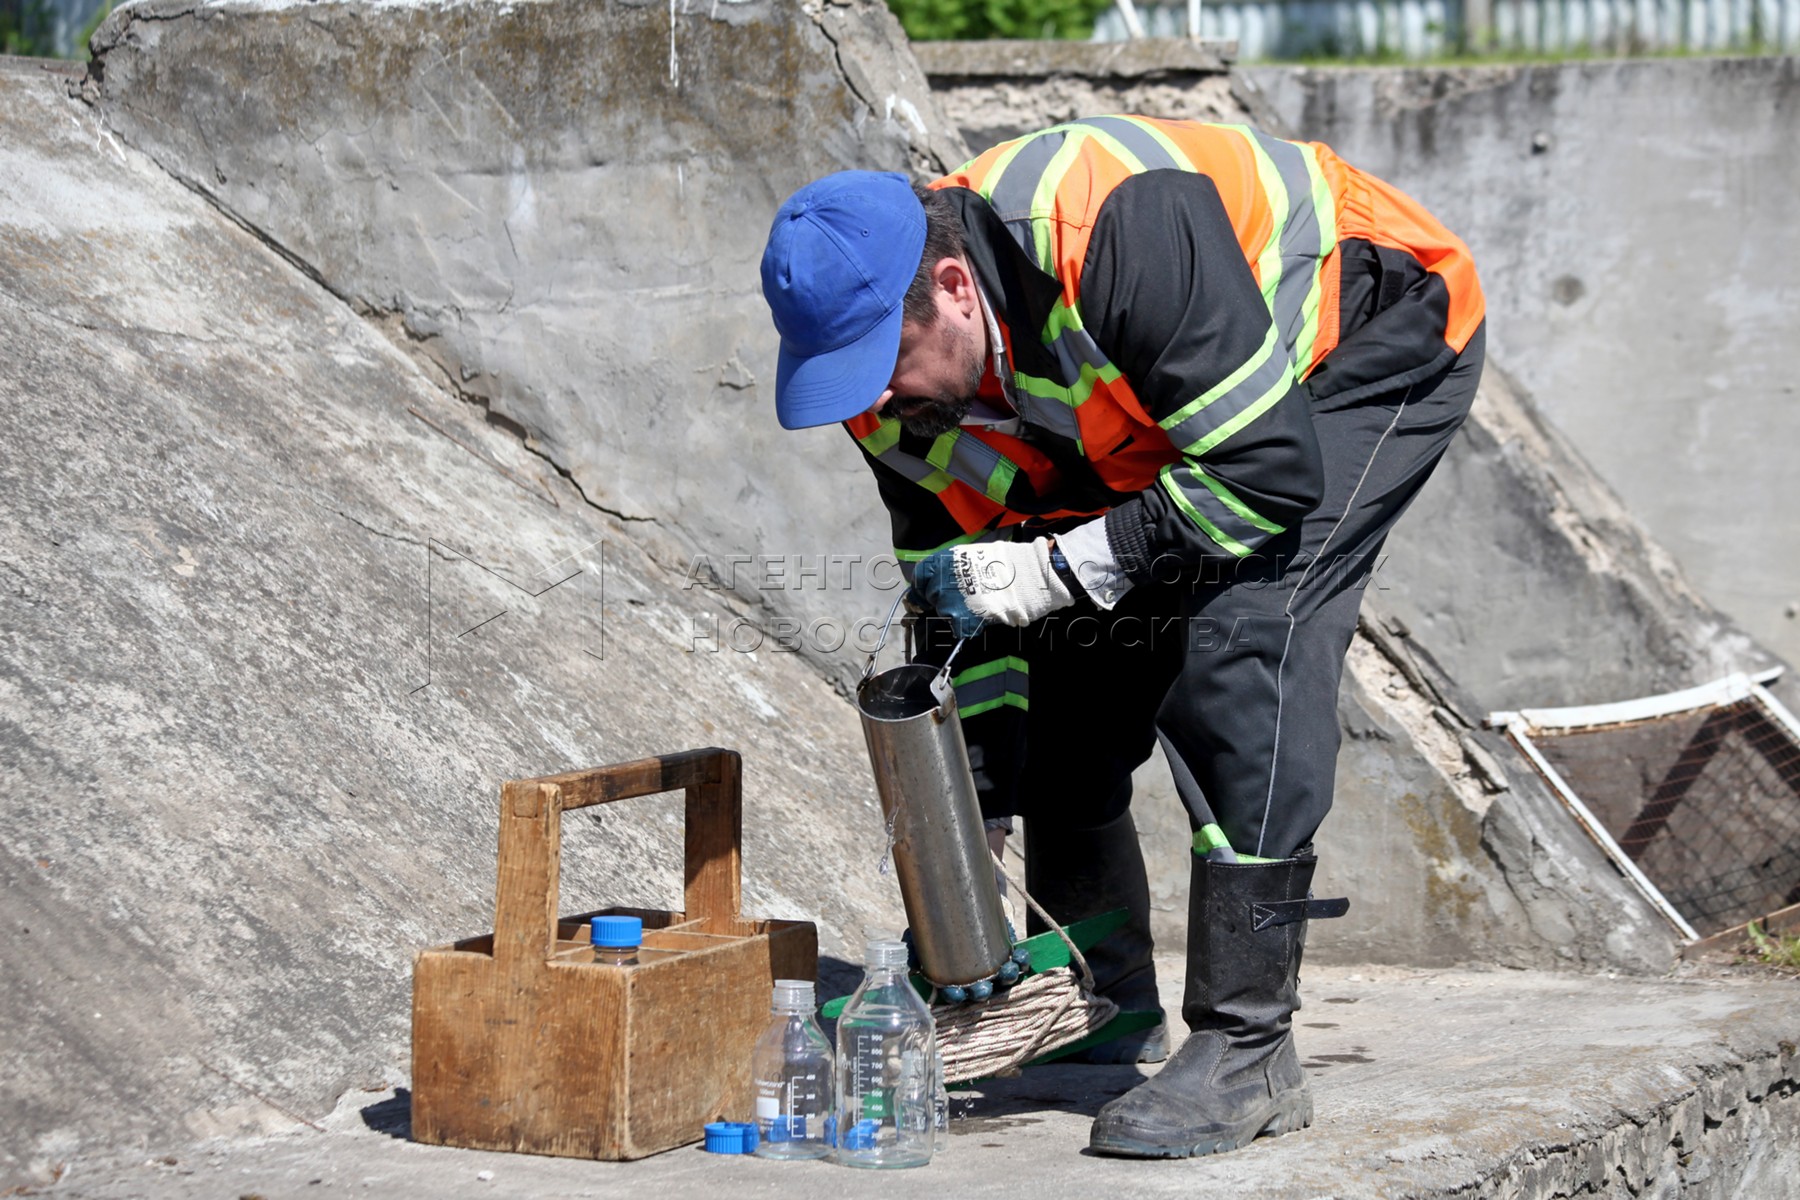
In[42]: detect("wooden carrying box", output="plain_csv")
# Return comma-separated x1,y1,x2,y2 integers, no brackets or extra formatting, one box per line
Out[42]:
411,749,818,1160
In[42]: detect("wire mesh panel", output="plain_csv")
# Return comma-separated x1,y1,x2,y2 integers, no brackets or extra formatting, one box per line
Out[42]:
1498,676,1800,939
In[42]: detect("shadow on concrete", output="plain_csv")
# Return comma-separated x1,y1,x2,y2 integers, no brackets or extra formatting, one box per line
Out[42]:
955,1061,1145,1132
360,1088,412,1140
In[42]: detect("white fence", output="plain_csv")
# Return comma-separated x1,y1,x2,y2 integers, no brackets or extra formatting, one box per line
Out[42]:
1094,0,1800,58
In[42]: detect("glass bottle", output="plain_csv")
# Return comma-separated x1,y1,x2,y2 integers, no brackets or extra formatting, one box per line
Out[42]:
590,915,641,966
933,1060,950,1154
750,979,834,1160
833,939,936,1168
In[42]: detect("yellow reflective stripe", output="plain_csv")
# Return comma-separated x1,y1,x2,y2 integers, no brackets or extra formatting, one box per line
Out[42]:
1014,360,1121,408
1187,361,1293,457
1064,126,1148,177
1222,124,1288,316
1028,133,1088,273
856,419,902,456
1157,322,1279,435
1159,467,1253,558
1044,296,1084,340
953,655,1029,686
985,458,1018,504
1115,115,1196,172
1293,142,1337,372
973,136,1034,199
1194,466,1283,534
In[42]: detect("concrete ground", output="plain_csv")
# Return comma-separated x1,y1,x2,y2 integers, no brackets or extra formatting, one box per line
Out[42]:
39,960,1799,1200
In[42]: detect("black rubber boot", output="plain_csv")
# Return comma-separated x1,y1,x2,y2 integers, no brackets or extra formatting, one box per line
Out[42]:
1025,811,1167,1064
1088,853,1345,1157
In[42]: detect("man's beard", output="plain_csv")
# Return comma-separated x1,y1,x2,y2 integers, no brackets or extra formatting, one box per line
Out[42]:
895,392,976,439
894,326,988,439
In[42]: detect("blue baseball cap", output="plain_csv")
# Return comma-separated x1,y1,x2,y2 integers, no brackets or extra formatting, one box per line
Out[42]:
761,171,926,430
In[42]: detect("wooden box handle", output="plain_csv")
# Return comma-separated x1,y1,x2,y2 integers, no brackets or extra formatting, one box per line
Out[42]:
490,748,743,972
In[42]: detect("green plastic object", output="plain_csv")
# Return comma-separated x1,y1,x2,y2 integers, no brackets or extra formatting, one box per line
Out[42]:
820,909,1131,1021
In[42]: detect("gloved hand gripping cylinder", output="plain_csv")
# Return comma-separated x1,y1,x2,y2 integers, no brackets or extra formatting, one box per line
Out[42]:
856,612,1015,994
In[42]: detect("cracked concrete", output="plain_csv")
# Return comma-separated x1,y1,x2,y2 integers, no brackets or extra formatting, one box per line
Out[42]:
84,0,969,693
0,53,909,1188
38,962,1800,1199
7,6,1799,1196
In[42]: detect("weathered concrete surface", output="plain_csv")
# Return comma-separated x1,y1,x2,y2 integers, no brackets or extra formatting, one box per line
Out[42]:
0,55,909,1189
71,0,1674,976
1242,57,1800,670
915,37,1256,154
47,962,1800,1199
87,0,970,694
1374,361,1785,713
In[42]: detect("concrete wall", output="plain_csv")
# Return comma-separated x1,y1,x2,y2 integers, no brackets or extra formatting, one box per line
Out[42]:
88,0,971,695
1243,56,1800,671
1,4,951,1179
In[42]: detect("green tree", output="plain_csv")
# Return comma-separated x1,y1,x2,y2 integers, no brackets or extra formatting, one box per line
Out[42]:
1,0,52,56
887,0,1113,41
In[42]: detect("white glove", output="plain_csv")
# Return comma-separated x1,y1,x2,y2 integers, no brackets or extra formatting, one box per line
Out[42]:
952,537,1076,629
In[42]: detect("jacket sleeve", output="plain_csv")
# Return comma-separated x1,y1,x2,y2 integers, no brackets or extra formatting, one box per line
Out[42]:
852,432,994,583
1078,169,1324,584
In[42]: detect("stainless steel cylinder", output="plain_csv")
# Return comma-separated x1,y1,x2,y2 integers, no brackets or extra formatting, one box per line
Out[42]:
857,662,1012,987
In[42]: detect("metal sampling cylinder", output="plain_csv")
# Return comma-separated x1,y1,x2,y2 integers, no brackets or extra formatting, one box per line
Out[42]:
856,659,1012,988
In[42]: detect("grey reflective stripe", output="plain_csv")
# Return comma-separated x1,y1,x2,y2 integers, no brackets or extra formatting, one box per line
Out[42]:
986,128,1069,262
879,447,950,490
1018,390,1083,442
1162,464,1281,556
936,431,1015,503
1163,327,1292,453
1044,325,1109,386
1248,129,1326,349
1070,116,1182,172
954,665,1031,710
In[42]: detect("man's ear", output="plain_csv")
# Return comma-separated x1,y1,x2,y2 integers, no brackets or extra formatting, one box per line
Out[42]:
930,255,980,319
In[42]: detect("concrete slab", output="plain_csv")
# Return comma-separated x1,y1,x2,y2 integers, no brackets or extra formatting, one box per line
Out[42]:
46,962,1800,1199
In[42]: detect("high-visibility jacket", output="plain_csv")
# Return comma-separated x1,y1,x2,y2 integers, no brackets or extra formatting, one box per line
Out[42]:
847,117,1484,583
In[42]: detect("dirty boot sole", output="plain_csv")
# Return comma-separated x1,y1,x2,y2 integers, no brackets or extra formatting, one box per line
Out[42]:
1088,1091,1313,1159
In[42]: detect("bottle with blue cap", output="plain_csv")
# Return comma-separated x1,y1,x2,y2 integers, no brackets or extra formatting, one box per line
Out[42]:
590,915,641,966
750,979,834,1160
833,939,937,1168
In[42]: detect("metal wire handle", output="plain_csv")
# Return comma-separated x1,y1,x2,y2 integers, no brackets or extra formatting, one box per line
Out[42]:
860,592,970,693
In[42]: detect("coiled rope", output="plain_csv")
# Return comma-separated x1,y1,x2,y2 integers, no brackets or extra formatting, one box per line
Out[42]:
928,845,1119,1083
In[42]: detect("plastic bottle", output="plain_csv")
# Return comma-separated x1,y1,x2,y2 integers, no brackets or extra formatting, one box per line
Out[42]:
590,915,641,966
833,939,937,1168
750,979,834,1160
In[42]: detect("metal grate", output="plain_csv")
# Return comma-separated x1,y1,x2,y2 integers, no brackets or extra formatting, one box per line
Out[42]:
1491,671,1800,940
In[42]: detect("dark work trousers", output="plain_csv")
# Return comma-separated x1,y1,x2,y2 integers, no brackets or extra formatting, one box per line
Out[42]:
926,324,1485,860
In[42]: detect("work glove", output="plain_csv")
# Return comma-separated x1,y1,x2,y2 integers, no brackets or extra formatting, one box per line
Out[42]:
912,538,1075,640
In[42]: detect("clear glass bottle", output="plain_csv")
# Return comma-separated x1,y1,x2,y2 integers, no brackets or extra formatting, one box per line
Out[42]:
932,1061,950,1154
590,915,641,966
750,979,834,1160
833,939,936,1168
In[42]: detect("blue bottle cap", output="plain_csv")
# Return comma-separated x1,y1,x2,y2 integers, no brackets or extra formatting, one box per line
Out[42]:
768,1114,805,1142
841,1119,881,1150
702,1121,759,1154
591,915,643,949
